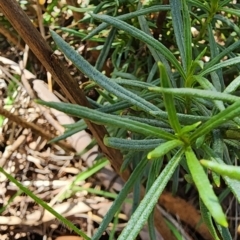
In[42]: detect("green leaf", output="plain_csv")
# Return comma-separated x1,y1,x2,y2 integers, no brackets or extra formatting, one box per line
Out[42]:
48,126,86,144
146,159,163,240
190,101,240,141
203,144,240,203
211,131,223,187
0,167,90,240
92,156,148,240
84,5,170,40
206,40,240,69
216,225,232,240
185,147,228,227
99,92,158,114
212,171,221,188
60,28,106,42
118,148,184,240
72,158,108,185
104,137,165,151
36,100,175,140
195,75,225,111
224,75,240,94
67,5,95,12
95,27,117,71
195,135,206,148
182,0,192,72
137,12,176,88
50,30,160,114
149,87,240,103
147,139,183,159
179,121,201,135
219,7,240,17
90,14,185,78
200,56,240,76
207,24,224,91
184,174,194,184
170,0,186,70
200,160,240,181
187,0,210,12
199,199,221,240
112,79,154,89
0,190,23,214
159,62,181,133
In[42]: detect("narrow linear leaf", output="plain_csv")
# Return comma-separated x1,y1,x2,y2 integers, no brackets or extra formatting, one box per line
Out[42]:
0,190,23,215
203,144,240,203
224,75,240,94
200,160,240,181
149,87,240,103
60,28,105,42
190,101,240,141
97,91,211,124
185,147,228,227
50,30,160,114
104,137,165,151
195,75,225,111
159,62,181,133
84,5,170,40
72,158,108,185
200,56,240,76
95,27,117,71
212,171,221,188
182,0,192,72
137,12,176,88
207,24,224,91
92,157,148,240
67,5,95,12
205,39,240,70
219,7,240,17
90,14,185,78
118,148,184,240
37,100,175,140
148,139,183,159
179,122,201,135
48,126,86,144
212,131,223,187
113,79,155,88
99,92,158,114
146,159,163,240
199,199,221,240
170,0,186,69
0,167,90,240
187,0,210,12
216,225,232,240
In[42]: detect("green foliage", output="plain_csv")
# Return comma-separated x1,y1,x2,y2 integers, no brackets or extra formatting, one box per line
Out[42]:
3,0,240,239
36,0,240,238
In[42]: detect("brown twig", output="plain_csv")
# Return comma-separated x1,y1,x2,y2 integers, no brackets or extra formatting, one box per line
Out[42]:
159,192,213,240
0,23,25,50
0,106,74,153
153,0,169,40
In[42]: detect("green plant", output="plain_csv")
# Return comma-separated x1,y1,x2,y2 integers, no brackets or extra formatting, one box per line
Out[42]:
36,0,240,239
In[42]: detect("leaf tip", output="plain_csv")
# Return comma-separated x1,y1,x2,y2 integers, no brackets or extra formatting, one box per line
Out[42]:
147,153,152,160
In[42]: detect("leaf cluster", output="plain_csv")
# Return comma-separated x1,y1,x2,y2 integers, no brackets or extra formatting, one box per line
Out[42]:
34,0,240,239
